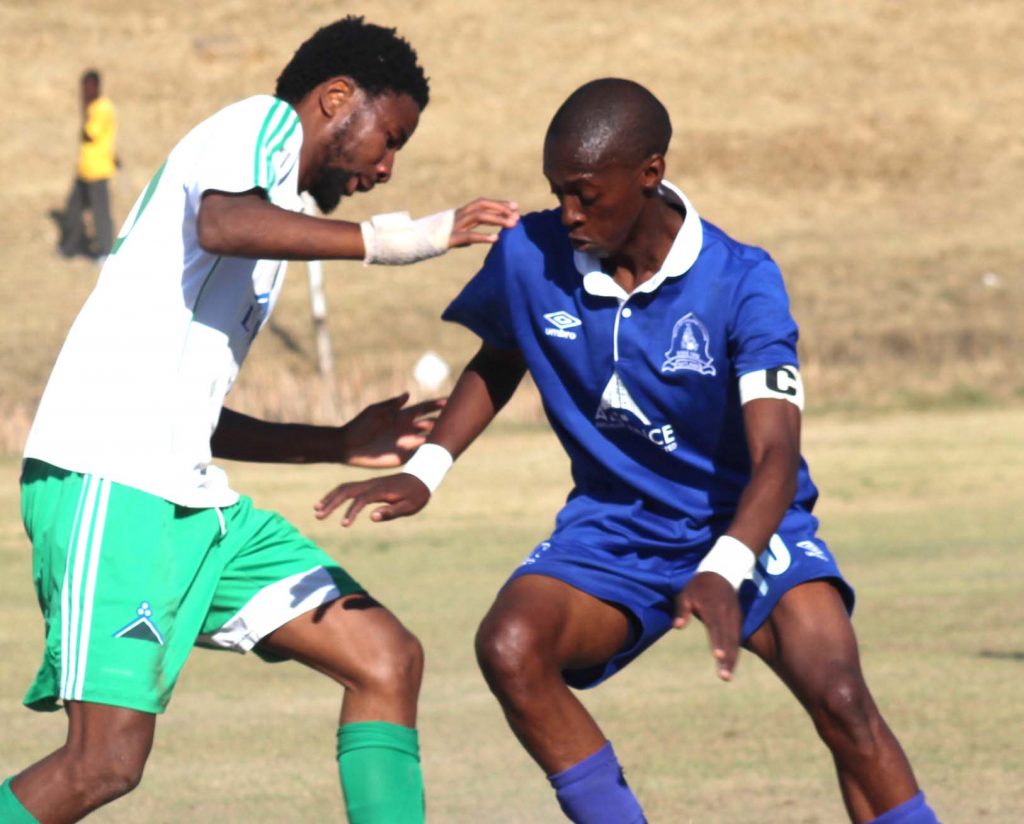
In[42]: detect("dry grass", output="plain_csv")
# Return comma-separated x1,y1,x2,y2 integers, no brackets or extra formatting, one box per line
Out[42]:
0,0,1022,449
1,7,1021,818
1,404,1022,821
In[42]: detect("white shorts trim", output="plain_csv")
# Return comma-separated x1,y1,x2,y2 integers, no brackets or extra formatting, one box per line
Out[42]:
198,565,343,652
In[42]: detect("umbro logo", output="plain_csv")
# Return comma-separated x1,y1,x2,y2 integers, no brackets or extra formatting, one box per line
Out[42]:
543,310,581,340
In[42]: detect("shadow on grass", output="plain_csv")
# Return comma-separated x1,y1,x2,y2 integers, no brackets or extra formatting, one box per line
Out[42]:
978,649,1024,662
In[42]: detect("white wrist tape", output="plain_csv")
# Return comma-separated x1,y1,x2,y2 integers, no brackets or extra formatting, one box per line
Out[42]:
697,535,756,590
401,443,454,494
360,209,455,265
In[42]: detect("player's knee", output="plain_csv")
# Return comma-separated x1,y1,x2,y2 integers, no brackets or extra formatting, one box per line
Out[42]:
351,626,424,697
475,614,548,696
63,745,147,807
808,666,879,752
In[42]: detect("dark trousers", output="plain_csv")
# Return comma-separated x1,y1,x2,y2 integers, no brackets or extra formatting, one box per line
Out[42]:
59,177,113,257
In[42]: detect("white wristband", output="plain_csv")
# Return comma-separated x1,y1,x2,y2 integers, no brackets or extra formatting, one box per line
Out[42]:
401,443,454,494
360,209,455,265
696,535,756,590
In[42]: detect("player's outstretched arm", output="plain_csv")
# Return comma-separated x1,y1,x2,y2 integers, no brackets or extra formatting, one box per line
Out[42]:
197,190,518,262
315,343,527,527
210,394,443,466
673,397,802,681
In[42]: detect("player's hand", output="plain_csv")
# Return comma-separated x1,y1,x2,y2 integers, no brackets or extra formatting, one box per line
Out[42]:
315,474,430,527
448,198,519,248
340,393,445,468
673,572,743,682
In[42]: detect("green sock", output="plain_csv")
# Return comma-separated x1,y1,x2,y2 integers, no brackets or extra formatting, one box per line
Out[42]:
0,777,39,824
337,722,424,824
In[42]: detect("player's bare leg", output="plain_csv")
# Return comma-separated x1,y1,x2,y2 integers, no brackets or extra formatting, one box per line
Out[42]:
260,591,424,725
476,575,631,771
746,580,921,822
260,592,425,823
7,701,155,823
476,574,645,822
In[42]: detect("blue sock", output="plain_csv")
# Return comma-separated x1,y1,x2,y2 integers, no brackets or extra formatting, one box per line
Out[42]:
870,791,940,824
548,741,645,824
0,777,39,824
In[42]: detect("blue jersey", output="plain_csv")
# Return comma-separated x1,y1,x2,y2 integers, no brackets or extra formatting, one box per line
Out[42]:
443,182,820,557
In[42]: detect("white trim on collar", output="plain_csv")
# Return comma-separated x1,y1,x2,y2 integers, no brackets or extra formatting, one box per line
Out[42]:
575,180,703,300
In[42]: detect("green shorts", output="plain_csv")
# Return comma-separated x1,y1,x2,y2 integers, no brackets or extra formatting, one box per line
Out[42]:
20,459,362,714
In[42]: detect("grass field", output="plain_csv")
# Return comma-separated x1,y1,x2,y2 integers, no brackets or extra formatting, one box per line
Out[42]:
1,1,1022,821
1,405,1022,822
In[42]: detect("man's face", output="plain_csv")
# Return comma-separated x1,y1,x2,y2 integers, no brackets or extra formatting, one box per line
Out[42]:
81,77,99,105
543,139,649,258
307,91,420,214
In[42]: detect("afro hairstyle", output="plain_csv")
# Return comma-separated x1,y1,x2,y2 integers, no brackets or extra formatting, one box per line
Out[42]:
275,16,429,110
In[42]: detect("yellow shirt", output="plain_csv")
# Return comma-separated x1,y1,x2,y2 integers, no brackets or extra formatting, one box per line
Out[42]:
77,96,117,181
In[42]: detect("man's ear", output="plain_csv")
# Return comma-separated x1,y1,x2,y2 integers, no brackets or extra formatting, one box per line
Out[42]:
318,76,359,119
640,154,666,195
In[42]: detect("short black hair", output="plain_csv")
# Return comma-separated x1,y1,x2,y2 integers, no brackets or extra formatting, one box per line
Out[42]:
81,69,100,86
275,16,429,110
545,78,672,167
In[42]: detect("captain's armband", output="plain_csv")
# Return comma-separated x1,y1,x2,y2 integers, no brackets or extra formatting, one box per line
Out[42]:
738,366,804,411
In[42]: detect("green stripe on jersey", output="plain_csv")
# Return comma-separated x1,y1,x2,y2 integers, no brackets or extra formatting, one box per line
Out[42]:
110,160,167,255
253,100,298,190
263,114,300,192
252,99,284,188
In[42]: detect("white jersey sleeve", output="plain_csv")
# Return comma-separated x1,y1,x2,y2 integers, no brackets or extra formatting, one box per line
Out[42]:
24,96,305,508
188,96,303,211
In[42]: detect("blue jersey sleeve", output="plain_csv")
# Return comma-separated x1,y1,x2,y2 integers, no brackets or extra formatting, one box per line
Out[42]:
729,257,800,376
441,228,519,350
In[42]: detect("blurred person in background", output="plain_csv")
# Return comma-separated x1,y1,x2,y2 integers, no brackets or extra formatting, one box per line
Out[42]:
58,69,117,262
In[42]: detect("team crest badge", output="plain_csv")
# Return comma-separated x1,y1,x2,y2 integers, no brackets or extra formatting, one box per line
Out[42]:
662,312,716,376
113,601,165,645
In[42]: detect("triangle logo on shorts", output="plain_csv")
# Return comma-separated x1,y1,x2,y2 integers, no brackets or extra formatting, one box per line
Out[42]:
113,601,165,646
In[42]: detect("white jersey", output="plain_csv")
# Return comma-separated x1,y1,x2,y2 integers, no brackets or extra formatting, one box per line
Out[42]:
25,96,305,508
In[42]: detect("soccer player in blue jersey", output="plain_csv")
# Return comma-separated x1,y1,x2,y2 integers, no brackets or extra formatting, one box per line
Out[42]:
318,79,939,822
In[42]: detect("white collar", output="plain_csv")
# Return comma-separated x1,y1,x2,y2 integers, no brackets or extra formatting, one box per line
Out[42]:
574,180,703,300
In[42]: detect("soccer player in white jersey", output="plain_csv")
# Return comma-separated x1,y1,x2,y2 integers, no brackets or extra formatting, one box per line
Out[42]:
1,16,518,824
317,79,940,823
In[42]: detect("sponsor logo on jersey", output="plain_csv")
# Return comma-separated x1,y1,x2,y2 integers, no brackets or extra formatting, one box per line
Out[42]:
594,372,678,453
113,601,165,646
662,312,716,376
543,310,582,340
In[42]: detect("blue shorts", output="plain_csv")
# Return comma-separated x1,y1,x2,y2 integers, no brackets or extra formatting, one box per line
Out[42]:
505,508,855,688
